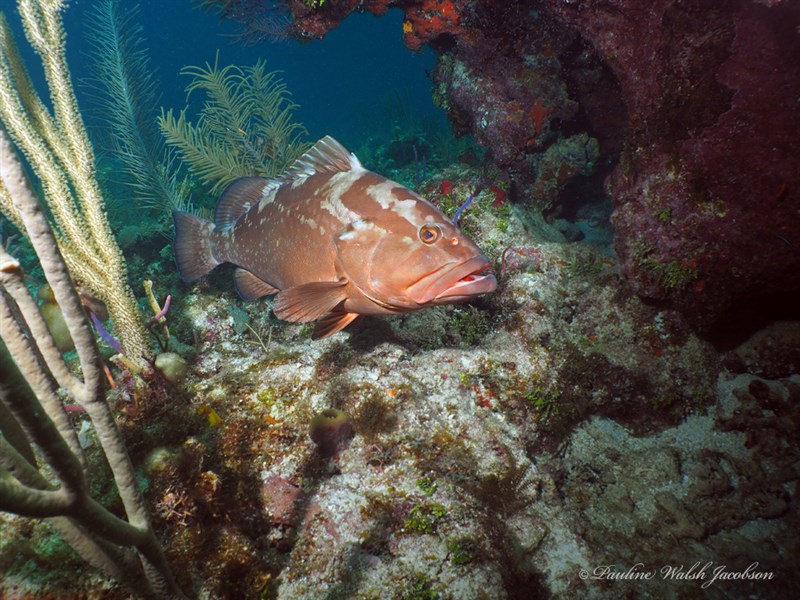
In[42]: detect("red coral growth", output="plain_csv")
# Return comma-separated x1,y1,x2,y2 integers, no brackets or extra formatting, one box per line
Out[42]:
288,0,461,45
364,0,392,16
403,0,463,50
529,99,554,140
440,179,454,195
489,184,507,208
431,4,580,168
261,474,303,526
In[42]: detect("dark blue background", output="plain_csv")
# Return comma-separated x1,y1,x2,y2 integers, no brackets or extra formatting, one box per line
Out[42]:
7,0,442,149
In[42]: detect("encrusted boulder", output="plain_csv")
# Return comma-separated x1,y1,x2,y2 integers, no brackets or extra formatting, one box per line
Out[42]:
544,0,800,326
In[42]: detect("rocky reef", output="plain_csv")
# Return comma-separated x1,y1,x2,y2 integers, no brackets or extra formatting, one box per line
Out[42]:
2,177,799,598
550,0,800,329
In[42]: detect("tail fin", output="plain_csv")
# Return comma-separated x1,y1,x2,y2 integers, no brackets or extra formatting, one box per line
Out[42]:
173,211,220,282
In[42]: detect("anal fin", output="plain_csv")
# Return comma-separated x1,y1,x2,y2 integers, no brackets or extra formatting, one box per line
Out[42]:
313,312,360,338
273,281,348,323
234,268,279,300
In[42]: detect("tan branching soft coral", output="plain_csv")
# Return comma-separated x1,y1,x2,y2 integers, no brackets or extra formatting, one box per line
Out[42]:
0,0,149,365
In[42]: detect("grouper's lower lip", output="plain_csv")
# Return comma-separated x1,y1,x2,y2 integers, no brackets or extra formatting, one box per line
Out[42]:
408,255,497,304
433,269,498,302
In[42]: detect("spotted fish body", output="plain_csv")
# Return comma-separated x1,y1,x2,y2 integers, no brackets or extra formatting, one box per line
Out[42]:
173,136,497,338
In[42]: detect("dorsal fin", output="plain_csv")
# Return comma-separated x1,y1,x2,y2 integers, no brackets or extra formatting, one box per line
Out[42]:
214,176,277,231
288,136,363,179
213,138,361,230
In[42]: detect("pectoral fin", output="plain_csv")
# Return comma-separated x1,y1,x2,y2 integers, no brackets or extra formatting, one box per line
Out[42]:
273,281,348,323
312,312,360,338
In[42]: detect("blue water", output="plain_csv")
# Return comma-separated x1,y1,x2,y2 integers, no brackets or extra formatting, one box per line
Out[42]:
9,0,442,148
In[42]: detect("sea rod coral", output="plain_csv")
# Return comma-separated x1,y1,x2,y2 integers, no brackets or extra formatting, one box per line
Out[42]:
0,0,149,364
0,127,183,598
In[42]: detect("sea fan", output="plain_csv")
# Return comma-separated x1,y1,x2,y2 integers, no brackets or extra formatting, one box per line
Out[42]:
194,0,294,44
84,0,191,214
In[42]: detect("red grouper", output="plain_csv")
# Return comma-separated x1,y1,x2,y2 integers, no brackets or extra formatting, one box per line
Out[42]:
173,136,498,338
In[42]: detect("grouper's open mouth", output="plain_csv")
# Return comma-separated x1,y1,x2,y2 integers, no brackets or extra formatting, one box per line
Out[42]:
407,255,498,305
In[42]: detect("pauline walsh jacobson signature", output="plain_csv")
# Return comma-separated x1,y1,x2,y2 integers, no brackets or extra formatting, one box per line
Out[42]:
579,561,774,589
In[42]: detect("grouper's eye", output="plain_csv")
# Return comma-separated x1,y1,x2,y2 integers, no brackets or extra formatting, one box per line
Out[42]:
419,224,442,244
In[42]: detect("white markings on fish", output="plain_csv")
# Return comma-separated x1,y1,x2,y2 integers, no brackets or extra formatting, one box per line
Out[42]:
367,181,398,210
299,215,321,232
338,218,385,241
348,152,365,172
257,185,279,212
392,199,421,224
320,171,363,224
366,181,421,225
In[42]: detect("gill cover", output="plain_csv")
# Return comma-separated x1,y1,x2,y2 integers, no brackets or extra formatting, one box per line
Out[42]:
334,218,403,308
